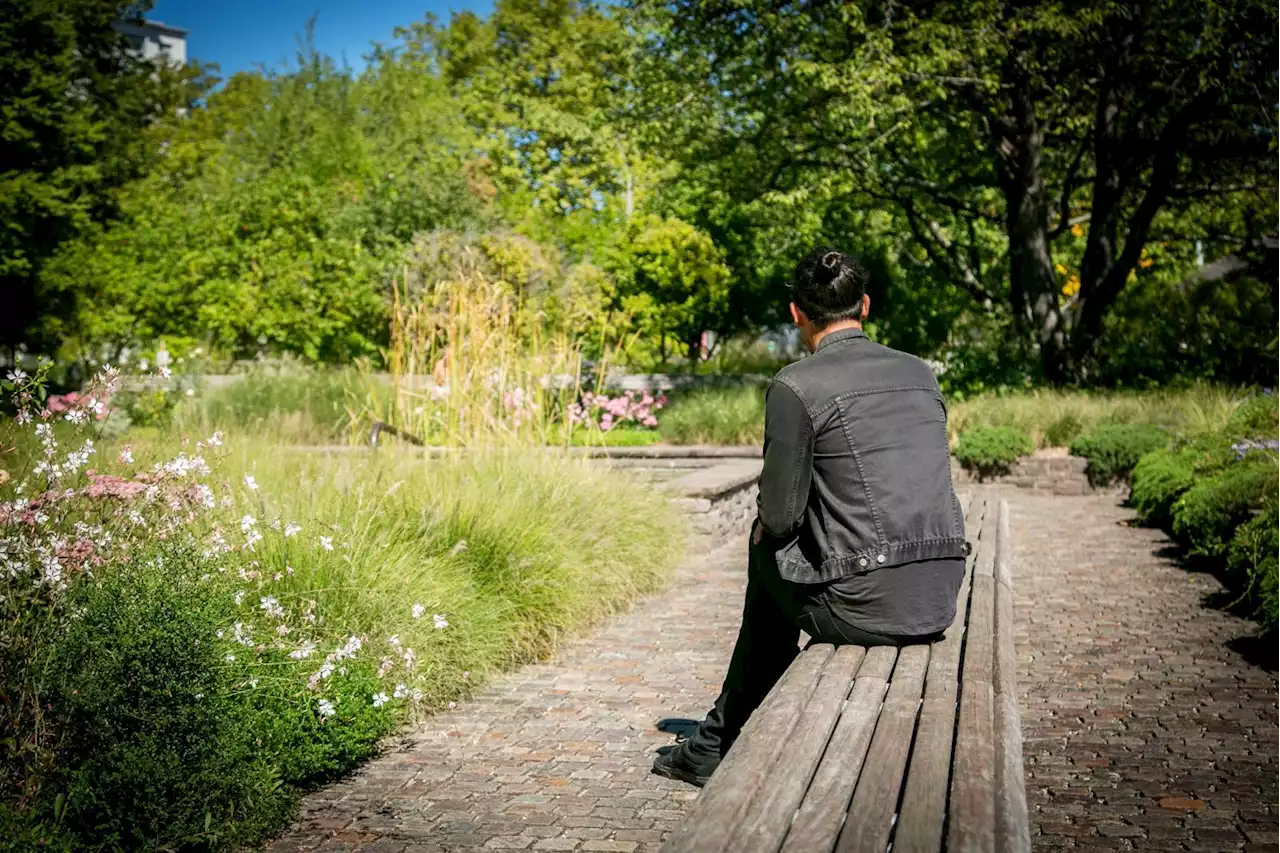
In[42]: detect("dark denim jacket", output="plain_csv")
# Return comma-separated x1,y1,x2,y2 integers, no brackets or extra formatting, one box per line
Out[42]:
756,328,967,584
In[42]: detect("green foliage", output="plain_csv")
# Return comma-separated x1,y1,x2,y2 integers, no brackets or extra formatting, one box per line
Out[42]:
953,427,1034,476
1129,448,1201,529
1226,501,1279,634
0,804,75,853
0,0,206,353
658,385,766,446
44,549,294,851
1070,424,1169,486
1171,459,1278,560
1225,392,1279,439
1043,413,1085,448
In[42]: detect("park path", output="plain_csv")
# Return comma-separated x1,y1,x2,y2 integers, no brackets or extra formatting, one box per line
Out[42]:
267,493,1277,853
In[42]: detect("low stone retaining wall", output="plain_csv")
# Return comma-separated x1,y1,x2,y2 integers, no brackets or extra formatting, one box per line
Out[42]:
951,452,1095,496
664,460,760,539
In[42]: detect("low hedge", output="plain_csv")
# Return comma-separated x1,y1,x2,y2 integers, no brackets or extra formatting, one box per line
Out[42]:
953,426,1034,477
1070,423,1168,486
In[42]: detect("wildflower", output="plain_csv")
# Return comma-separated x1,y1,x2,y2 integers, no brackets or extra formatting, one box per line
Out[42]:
284,522,302,537
462,670,470,680
118,447,134,465
372,692,390,708
225,653,236,662
433,614,449,630
393,683,409,699
185,388,195,397
6,369,27,382
448,702,457,710
333,635,363,659
244,474,258,491
248,677,260,687
450,539,468,555
317,698,336,719
259,596,284,619
413,689,424,702
318,535,334,551
273,572,283,582
276,624,290,636
411,603,425,619
240,514,257,533
234,590,246,605
378,657,394,678
207,431,224,447
290,641,318,660
159,366,172,379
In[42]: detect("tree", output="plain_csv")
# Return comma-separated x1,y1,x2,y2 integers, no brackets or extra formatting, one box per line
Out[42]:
0,0,204,354
637,0,1278,381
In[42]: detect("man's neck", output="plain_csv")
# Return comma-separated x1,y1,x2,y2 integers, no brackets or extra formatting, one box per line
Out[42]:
809,319,863,351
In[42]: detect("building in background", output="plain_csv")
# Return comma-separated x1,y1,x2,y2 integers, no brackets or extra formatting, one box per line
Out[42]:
113,18,187,68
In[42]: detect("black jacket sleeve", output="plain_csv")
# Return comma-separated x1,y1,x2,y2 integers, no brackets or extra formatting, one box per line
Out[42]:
756,379,814,539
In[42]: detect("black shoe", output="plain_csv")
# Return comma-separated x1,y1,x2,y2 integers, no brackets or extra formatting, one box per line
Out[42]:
651,737,719,788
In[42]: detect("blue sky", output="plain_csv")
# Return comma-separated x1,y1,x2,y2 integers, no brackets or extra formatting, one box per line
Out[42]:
149,0,492,78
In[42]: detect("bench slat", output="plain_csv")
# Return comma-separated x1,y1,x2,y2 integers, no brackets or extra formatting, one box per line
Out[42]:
728,645,865,853
894,500,984,853
780,646,898,853
994,500,1031,853
661,645,834,853
833,644,930,853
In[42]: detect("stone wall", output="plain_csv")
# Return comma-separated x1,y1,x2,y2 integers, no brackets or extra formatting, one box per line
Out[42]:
672,483,758,540
951,452,1097,496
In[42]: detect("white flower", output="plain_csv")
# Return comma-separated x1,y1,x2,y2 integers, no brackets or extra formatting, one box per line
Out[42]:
290,641,317,660
317,698,336,719
387,634,402,649
244,474,258,491
433,614,449,630
248,677,259,688
259,595,284,619
318,535,334,551
234,590,245,605
372,692,390,708
225,653,236,662
276,623,291,636
118,448,134,464
6,369,27,382
284,522,302,538
159,366,172,379
185,388,194,397
450,539,468,556
393,683,409,699
207,431,224,447
447,701,457,710
411,603,425,619
196,484,215,508
240,514,257,533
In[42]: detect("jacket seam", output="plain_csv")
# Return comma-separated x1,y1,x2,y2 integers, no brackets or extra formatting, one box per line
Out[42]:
836,405,887,547
811,384,941,418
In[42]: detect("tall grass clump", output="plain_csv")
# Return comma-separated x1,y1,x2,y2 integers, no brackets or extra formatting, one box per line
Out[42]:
659,385,766,445
174,366,382,445
947,384,1246,448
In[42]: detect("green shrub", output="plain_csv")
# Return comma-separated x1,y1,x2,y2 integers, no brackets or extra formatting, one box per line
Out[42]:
1224,392,1278,439
0,804,75,853
1070,423,1168,486
953,426,1034,476
659,385,765,445
1129,447,1200,528
45,549,295,851
1227,501,1279,634
1172,460,1278,559
1043,413,1084,447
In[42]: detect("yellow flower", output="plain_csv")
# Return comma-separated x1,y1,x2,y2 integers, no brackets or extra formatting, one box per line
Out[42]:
1062,274,1081,297
1138,256,1154,269
1070,223,1085,238
1054,263,1067,275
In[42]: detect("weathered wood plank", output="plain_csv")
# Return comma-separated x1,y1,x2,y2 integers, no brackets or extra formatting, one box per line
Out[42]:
964,574,996,687
780,647,898,853
728,646,865,853
947,677,996,853
925,501,981,693
661,645,834,853
893,688,959,853
994,500,1031,853
833,644,930,853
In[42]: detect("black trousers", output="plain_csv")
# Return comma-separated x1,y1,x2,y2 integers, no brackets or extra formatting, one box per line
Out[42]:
688,533,939,762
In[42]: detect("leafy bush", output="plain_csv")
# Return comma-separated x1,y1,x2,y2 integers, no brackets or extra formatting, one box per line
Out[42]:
1171,459,1278,559
1129,447,1200,528
657,384,766,445
1043,413,1084,447
1224,391,1278,439
1070,423,1168,486
953,426,1034,476
1227,501,1279,635
45,550,295,851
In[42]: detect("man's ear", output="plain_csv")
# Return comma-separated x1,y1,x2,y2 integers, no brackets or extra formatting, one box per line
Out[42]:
789,302,804,327
860,293,871,322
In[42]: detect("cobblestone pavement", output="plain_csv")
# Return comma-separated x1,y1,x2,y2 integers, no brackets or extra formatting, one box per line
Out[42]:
1013,494,1278,852
266,537,748,853
269,494,1278,853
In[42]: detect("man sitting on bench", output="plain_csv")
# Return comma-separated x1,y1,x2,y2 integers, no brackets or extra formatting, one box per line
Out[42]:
653,246,968,788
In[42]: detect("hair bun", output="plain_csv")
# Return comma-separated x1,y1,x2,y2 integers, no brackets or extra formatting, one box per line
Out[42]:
820,251,842,271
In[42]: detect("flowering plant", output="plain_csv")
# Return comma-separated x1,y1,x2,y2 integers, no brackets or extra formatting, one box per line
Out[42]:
567,389,666,432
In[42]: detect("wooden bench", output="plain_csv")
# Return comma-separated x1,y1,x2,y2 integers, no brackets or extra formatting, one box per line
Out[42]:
661,492,1029,853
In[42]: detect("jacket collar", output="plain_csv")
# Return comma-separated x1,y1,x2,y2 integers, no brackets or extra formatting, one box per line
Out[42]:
814,326,866,352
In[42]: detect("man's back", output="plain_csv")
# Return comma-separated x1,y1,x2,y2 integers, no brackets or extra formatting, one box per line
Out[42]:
757,327,966,633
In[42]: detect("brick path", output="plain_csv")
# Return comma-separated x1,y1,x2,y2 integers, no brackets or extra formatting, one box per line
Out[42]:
268,493,1278,853
1013,494,1278,852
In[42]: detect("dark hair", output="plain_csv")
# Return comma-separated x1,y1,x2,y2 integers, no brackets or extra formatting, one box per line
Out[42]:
790,246,869,328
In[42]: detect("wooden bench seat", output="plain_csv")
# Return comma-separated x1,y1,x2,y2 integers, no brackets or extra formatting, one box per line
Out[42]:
661,492,1029,853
